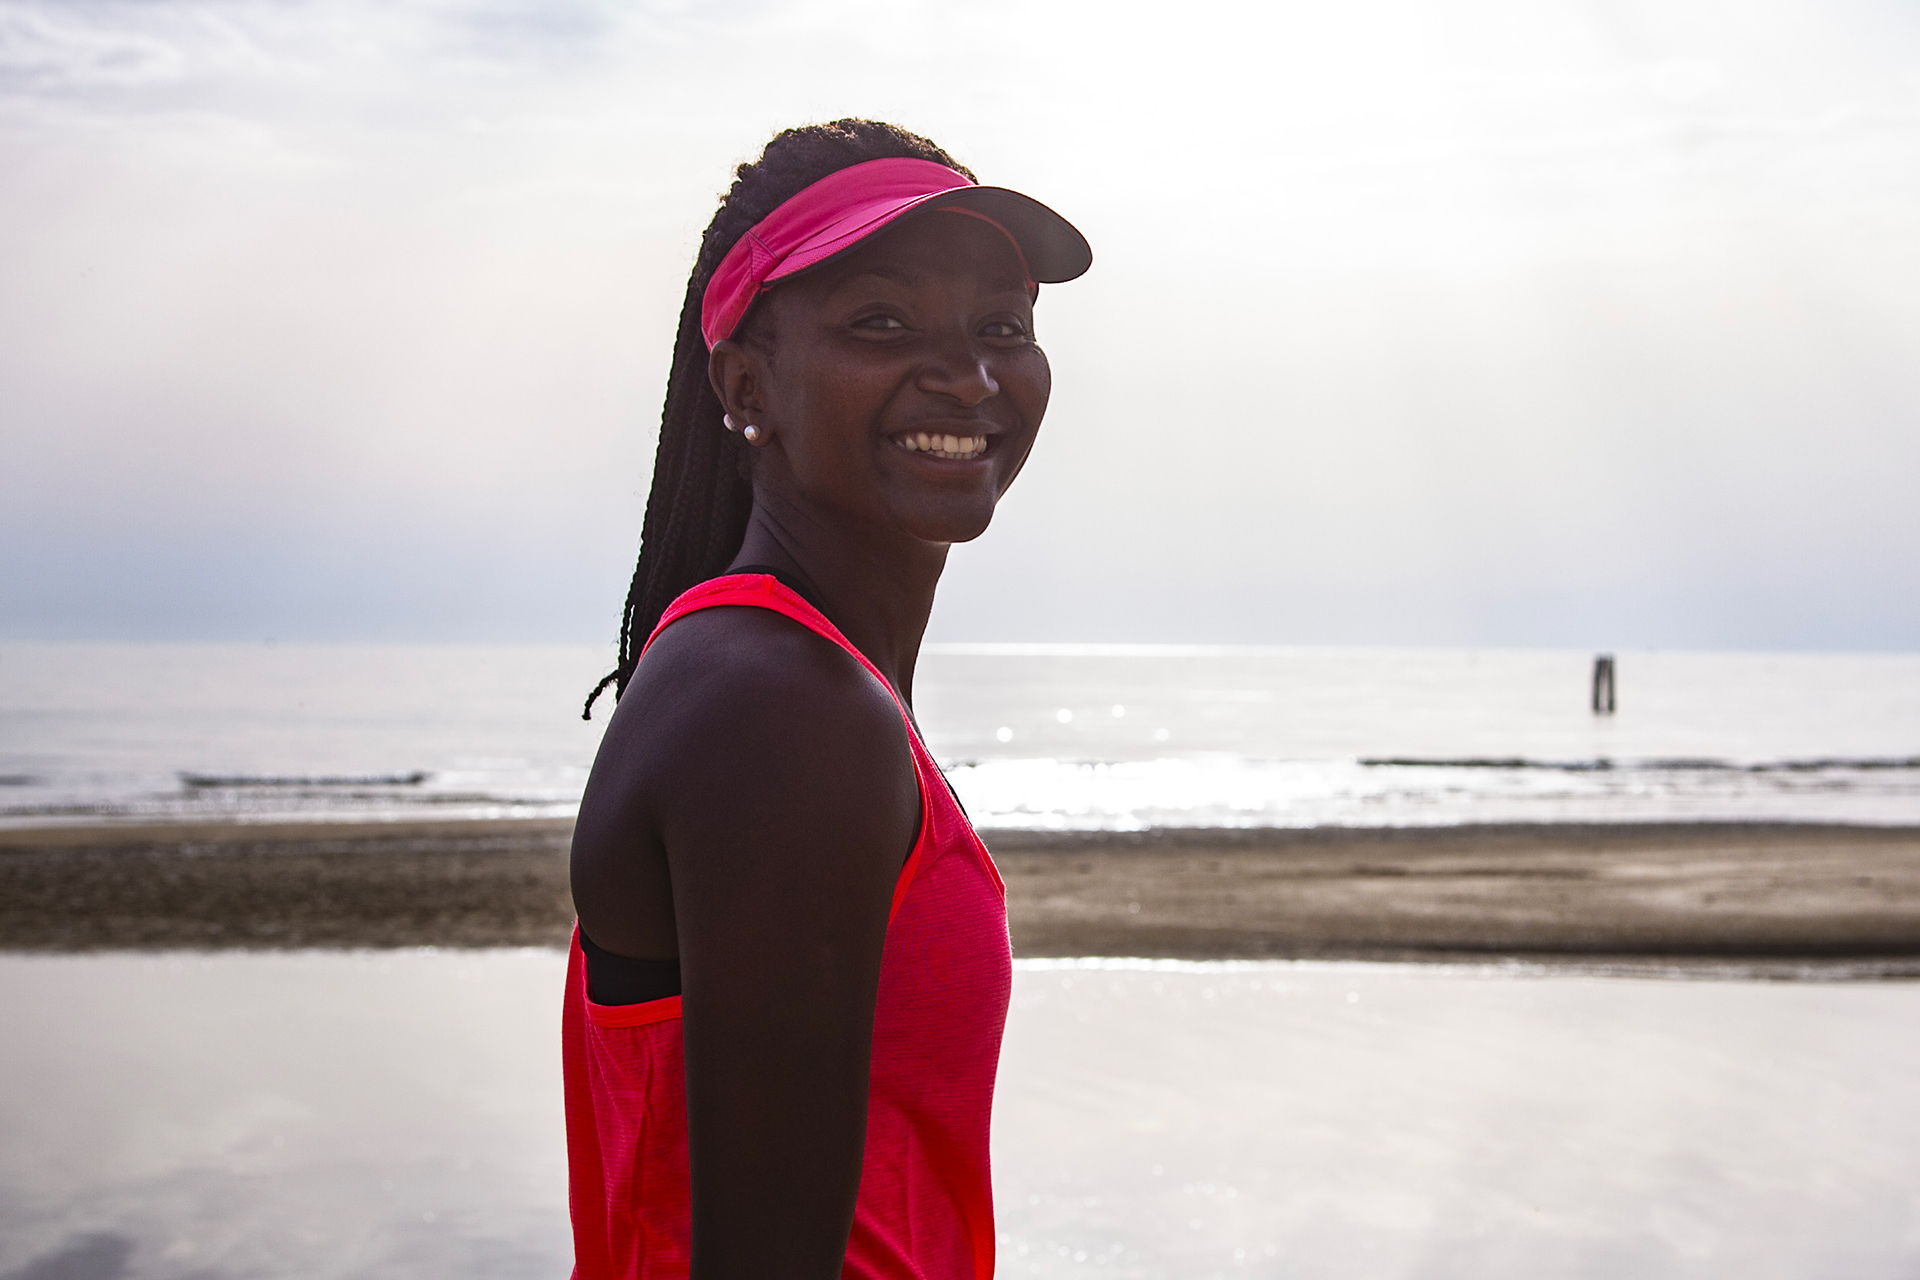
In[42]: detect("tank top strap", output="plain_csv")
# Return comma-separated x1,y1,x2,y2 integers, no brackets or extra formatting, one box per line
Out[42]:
642,572,930,756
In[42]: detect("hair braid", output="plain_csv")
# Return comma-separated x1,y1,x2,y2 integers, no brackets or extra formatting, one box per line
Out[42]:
583,120,975,719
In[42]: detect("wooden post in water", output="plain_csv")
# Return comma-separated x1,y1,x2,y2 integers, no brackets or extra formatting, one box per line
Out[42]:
1591,654,1617,715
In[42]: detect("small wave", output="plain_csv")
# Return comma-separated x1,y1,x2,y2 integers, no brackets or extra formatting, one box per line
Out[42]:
179,771,431,789
1748,757,1920,773
1359,756,1920,773
0,774,37,787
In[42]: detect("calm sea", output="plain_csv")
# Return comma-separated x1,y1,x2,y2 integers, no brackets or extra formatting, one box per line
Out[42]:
3,642,1918,830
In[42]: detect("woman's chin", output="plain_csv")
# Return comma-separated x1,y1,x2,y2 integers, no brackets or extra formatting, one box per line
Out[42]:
894,502,998,548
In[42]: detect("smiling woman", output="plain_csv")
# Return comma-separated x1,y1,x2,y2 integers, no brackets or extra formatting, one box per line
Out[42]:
563,121,1090,1280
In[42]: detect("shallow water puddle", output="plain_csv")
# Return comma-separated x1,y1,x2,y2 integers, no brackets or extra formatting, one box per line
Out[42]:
996,958,1920,1277
1,951,1916,1278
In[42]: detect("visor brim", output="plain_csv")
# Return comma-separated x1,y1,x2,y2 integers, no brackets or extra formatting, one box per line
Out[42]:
763,184,1093,291
917,186,1093,284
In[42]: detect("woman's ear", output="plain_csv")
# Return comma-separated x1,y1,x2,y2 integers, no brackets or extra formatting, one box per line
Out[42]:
709,339,770,442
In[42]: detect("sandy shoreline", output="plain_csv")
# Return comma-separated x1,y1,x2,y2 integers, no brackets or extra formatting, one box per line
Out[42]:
3,819,1918,970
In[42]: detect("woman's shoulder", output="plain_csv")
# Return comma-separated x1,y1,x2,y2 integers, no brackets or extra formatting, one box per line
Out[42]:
633,603,899,722
597,602,914,805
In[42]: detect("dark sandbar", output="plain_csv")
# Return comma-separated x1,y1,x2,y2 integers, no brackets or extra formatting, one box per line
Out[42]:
3,820,1918,970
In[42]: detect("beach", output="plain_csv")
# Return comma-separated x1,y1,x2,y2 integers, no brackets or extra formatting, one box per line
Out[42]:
7,648,1920,1277
6,818,1918,969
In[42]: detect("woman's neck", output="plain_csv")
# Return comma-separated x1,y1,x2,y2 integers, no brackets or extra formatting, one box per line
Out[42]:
729,505,947,704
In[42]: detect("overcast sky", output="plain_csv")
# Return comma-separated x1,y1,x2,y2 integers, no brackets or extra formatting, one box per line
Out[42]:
3,0,1917,649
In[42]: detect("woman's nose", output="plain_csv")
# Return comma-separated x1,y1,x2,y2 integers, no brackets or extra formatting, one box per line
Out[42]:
916,332,1000,407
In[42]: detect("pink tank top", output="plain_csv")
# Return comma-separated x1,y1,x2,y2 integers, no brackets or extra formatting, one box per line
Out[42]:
563,573,1012,1279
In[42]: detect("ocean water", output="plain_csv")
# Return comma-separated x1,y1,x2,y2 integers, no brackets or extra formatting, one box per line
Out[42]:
3,642,1918,830
3,951,1917,1279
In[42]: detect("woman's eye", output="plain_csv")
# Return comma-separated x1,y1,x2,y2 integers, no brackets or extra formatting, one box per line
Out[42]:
852,313,907,332
982,320,1030,340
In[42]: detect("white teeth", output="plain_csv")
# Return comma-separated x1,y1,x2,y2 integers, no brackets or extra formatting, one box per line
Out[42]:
893,433,987,460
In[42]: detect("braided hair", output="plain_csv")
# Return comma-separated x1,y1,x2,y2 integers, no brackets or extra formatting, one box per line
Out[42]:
583,120,975,719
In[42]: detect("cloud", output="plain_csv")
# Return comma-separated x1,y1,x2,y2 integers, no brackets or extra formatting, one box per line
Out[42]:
0,4,192,93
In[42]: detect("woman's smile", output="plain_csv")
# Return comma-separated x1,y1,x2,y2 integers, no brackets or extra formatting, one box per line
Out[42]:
888,429,991,461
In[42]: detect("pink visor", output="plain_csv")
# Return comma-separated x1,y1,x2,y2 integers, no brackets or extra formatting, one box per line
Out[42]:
699,156,1092,349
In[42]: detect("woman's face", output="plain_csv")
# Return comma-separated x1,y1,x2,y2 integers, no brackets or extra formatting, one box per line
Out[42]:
711,210,1052,548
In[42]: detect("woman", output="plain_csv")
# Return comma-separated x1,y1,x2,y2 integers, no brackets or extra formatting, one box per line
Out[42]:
565,120,1091,1280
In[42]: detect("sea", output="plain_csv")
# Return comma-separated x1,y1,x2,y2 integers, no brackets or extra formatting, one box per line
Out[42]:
3,641,1918,831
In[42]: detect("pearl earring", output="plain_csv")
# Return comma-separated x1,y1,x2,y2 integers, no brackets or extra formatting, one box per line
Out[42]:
743,424,763,443
722,413,739,432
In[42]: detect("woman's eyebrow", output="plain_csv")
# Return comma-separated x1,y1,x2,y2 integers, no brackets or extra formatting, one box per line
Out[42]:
826,265,919,298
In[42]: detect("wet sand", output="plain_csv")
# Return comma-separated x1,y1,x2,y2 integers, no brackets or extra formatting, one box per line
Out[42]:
994,824,1920,970
3,819,1917,966
0,819,579,951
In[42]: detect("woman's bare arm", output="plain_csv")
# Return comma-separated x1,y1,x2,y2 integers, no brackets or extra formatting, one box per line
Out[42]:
575,607,919,1279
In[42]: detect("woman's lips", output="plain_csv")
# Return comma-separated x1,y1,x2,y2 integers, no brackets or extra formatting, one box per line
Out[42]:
891,431,987,461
